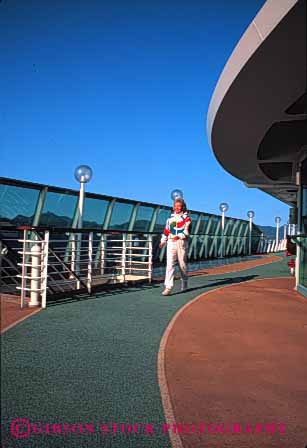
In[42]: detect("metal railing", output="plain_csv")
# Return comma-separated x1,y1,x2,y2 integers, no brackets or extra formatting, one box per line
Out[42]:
256,236,287,253
0,226,153,309
0,225,285,309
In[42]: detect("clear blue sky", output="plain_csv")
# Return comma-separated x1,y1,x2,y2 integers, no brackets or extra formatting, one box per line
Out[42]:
0,0,289,227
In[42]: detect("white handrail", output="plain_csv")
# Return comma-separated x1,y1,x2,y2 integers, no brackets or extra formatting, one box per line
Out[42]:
3,229,154,308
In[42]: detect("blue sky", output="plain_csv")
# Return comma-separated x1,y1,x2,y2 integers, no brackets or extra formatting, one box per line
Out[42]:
0,0,289,226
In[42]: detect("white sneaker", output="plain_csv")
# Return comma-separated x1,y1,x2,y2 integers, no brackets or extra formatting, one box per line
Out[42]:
162,288,172,296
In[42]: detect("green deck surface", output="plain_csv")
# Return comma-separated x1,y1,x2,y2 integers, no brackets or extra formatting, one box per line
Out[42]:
1,256,290,448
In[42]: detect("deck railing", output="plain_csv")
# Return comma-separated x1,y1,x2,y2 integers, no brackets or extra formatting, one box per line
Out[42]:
0,225,285,308
0,226,153,308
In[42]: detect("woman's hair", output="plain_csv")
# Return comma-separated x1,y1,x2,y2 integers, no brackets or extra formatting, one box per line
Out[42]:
173,198,187,213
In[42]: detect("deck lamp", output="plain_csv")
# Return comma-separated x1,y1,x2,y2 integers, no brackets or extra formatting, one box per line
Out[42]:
74,165,93,277
247,210,255,255
275,216,281,250
219,202,229,258
74,165,93,228
171,189,183,201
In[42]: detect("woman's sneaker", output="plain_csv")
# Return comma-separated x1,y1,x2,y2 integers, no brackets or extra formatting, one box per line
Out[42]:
162,288,172,296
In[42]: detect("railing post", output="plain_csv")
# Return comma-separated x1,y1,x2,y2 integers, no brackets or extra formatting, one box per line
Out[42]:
258,233,264,253
71,233,76,273
70,233,80,289
100,234,105,275
267,240,272,253
75,232,82,279
29,243,41,307
87,232,93,294
129,235,132,275
148,234,153,284
70,233,75,288
41,230,49,309
77,232,82,289
121,233,126,283
20,229,27,309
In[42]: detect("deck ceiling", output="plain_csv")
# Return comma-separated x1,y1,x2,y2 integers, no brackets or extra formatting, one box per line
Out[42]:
207,0,307,206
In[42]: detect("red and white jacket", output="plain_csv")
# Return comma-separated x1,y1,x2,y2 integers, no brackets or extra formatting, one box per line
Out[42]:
160,212,192,244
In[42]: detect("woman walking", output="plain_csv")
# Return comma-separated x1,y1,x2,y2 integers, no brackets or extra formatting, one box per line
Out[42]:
159,197,191,296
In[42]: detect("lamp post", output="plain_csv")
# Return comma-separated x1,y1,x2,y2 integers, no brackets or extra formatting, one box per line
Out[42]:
275,216,281,251
171,189,183,201
74,165,93,228
219,202,229,258
247,210,255,255
74,165,93,276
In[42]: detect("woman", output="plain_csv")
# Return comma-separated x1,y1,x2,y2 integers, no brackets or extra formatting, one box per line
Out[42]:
159,198,191,296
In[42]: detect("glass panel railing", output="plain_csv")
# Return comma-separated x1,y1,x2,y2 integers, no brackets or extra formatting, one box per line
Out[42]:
210,217,221,236
40,191,78,227
189,213,200,233
109,201,134,230
134,205,154,232
198,215,209,234
0,179,265,265
83,197,109,228
154,208,171,233
0,184,39,226
229,220,241,237
224,218,235,236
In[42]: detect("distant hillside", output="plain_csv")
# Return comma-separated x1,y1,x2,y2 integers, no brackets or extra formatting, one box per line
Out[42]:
257,225,278,239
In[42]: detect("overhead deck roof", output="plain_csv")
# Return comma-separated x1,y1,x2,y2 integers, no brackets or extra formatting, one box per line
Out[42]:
207,0,307,206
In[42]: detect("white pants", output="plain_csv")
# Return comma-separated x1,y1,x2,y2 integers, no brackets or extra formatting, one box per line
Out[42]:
164,239,188,289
